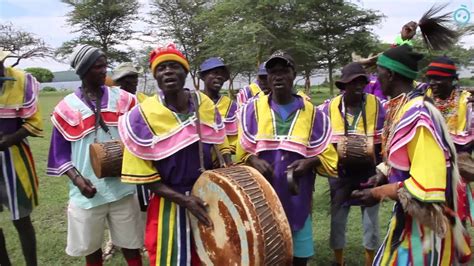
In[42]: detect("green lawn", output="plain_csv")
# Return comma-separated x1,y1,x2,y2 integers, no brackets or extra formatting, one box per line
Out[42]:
0,89,468,265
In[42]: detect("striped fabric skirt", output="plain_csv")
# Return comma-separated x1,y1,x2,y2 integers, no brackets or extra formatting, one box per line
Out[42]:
456,180,474,223
374,203,471,266
145,194,200,266
0,140,39,220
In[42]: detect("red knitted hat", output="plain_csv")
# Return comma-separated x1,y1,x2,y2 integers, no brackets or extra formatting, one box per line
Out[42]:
426,56,458,78
149,43,190,74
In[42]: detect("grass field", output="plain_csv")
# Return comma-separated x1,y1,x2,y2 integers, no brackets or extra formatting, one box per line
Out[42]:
0,88,465,265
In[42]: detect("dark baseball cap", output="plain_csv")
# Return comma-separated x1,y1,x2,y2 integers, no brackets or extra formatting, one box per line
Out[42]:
264,50,295,70
335,62,369,90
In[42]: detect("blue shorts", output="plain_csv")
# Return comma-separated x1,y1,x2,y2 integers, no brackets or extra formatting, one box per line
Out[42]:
292,215,314,258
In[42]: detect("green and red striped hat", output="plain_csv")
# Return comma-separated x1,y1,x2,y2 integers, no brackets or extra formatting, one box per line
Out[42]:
426,56,458,78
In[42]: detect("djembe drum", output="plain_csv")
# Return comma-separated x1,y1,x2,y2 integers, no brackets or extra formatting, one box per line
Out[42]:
337,135,376,180
190,166,293,265
337,135,375,165
89,140,124,178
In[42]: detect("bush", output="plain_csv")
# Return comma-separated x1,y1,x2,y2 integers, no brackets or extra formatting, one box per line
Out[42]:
459,78,474,87
42,86,57,92
24,67,54,83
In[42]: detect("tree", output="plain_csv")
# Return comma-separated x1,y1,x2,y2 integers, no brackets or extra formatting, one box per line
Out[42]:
300,1,383,95
132,45,155,95
198,1,301,90
198,0,382,94
147,0,383,93
148,0,211,90
58,0,139,64
24,67,54,83
411,37,474,78
0,23,53,67
196,11,267,91
290,24,324,93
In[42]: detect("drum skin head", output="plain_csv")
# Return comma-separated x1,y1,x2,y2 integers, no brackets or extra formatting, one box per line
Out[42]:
190,166,293,265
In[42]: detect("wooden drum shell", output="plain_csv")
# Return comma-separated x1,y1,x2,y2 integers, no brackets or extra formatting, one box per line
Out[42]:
190,166,293,265
89,140,124,178
337,135,375,165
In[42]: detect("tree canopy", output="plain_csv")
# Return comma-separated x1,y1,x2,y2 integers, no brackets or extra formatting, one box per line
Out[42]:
196,0,295,91
57,0,139,64
0,23,53,67
24,67,54,83
53,0,417,94
194,0,382,94
296,1,383,95
148,0,210,89
53,0,469,93
412,37,474,78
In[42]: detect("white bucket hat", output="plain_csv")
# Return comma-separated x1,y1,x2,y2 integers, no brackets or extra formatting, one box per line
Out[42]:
112,62,142,81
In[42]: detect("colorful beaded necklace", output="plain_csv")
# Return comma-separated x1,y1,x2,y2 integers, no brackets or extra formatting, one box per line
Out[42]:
381,93,409,161
433,90,459,132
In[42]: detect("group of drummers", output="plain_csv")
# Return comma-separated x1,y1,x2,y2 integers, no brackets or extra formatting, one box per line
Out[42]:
1,20,474,266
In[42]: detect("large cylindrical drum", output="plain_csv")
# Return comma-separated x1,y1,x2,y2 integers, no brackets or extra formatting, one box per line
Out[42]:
190,166,293,265
89,140,124,178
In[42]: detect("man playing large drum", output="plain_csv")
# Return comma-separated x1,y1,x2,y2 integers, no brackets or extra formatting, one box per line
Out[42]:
119,43,229,265
47,45,143,266
236,50,338,266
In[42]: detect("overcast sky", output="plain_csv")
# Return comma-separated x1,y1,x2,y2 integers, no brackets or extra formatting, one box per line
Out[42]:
1,0,473,71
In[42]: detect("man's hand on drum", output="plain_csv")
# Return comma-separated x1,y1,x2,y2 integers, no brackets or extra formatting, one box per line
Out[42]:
183,195,213,228
74,176,97,198
350,188,380,207
222,153,234,167
360,171,388,188
145,182,212,227
66,168,97,198
287,157,320,177
247,155,274,179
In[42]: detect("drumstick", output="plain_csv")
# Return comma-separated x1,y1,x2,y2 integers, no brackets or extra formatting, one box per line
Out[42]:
287,167,299,195
213,145,227,168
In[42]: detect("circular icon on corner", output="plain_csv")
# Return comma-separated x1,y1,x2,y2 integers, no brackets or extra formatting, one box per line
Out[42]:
454,5,471,26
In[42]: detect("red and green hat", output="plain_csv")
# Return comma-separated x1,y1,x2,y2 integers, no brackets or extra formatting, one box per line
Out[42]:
426,56,458,78
149,43,190,74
